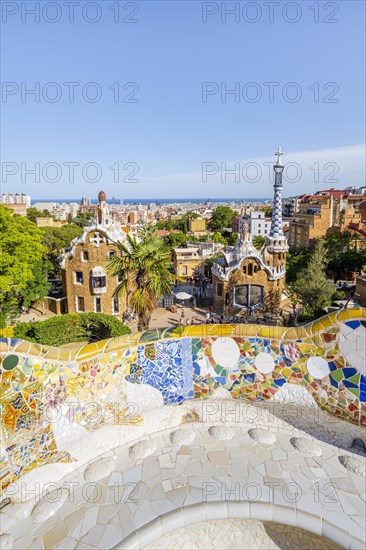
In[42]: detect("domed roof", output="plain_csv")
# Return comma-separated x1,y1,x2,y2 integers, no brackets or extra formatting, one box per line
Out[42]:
98,190,106,202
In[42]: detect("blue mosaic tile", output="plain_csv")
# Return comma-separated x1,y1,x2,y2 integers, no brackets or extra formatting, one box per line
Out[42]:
345,320,361,329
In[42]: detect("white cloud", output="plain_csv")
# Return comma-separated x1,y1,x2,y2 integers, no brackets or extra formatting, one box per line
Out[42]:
143,144,365,198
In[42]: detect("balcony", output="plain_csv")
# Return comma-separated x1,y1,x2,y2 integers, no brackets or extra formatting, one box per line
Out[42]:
92,286,106,295
91,267,107,295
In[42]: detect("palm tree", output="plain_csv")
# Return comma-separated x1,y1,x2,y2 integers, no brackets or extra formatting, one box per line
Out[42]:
107,235,180,331
137,223,156,239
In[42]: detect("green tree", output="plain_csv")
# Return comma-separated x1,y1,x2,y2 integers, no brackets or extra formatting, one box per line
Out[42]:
209,206,238,231
137,223,157,239
264,206,273,218
21,263,51,308
226,232,239,246
70,212,94,227
106,235,180,331
324,231,366,280
0,206,46,325
163,231,188,248
293,240,335,319
252,235,265,250
27,207,49,223
211,231,227,244
41,224,83,277
286,248,313,283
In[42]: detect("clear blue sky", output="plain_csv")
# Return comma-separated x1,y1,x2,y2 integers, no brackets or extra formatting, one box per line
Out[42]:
1,0,365,199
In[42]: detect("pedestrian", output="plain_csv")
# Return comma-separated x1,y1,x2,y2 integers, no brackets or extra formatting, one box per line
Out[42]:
219,314,224,324
186,318,191,325
180,310,185,324
193,297,197,308
293,303,298,324
205,312,210,324
210,305,214,315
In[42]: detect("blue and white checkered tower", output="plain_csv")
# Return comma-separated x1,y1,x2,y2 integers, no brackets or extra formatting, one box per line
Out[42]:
264,148,289,260
270,147,285,238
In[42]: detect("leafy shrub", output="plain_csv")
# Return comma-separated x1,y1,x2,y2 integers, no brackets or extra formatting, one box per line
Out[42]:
13,313,131,346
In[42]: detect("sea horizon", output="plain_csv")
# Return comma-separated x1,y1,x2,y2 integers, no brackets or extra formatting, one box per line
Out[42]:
32,197,272,205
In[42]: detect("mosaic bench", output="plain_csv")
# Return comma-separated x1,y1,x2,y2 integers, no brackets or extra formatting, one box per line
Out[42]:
0,307,365,494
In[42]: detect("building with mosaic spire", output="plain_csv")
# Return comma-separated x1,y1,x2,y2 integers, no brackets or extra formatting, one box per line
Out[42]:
212,148,288,315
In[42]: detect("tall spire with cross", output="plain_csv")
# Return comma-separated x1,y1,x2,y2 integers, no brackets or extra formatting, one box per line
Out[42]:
269,147,285,238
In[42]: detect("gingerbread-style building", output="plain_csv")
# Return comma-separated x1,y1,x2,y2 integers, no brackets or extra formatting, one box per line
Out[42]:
212,149,289,315
60,191,129,317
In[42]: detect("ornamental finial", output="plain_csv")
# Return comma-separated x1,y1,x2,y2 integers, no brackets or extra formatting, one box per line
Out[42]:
275,147,284,165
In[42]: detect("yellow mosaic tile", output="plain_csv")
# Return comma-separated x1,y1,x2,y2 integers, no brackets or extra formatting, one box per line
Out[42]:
337,309,352,321
43,348,61,361
205,325,235,338
11,341,32,354
349,307,363,318
257,326,284,339
184,326,206,337
0,342,10,354
232,324,263,337
283,328,298,340
58,348,73,362
310,320,323,335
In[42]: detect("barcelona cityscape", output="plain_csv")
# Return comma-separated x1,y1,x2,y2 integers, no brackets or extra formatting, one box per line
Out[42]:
1,1,365,550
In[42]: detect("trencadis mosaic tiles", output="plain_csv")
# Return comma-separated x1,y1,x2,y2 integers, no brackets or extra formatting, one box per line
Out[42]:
0,308,365,493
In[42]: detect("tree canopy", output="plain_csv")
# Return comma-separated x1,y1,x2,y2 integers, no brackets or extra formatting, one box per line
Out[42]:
41,224,83,276
293,240,336,319
27,207,55,223
209,206,238,231
324,231,366,280
0,206,47,326
252,235,265,250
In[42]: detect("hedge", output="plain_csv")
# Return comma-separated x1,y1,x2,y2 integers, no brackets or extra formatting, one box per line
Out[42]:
13,313,131,346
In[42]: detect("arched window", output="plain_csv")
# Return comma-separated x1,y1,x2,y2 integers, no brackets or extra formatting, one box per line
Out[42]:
248,264,253,276
254,265,258,273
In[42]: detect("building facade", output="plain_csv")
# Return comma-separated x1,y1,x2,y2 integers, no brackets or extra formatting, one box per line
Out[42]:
212,149,288,315
172,248,205,278
288,195,337,249
60,191,129,318
188,217,207,235
241,211,272,238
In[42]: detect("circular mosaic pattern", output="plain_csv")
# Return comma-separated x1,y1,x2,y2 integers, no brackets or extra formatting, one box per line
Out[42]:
84,456,116,482
290,437,322,457
129,440,157,460
31,487,69,523
248,428,276,446
212,337,240,370
306,356,330,380
170,429,196,445
254,352,275,374
338,455,366,477
2,354,19,371
208,426,235,440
